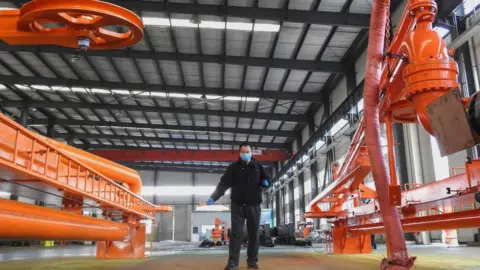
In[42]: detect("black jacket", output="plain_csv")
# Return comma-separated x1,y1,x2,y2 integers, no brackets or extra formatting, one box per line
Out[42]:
210,158,270,205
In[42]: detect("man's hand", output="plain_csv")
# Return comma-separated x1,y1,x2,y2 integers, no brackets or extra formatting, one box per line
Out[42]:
206,198,215,205
262,180,269,187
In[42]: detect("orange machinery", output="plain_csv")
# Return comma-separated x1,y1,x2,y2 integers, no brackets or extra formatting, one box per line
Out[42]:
0,0,171,259
306,0,480,269
212,218,229,244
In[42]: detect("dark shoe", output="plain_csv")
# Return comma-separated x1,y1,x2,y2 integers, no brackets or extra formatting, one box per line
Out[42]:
247,265,259,269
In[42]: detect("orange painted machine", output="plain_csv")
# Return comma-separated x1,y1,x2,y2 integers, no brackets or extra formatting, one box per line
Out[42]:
212,218,229,245
306,0,480,269
0,0,170,259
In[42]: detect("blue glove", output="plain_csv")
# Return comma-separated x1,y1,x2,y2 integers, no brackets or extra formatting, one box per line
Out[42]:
206,198,215,205
262,180,269,187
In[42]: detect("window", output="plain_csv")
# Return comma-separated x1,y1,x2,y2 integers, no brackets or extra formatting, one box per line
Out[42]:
328,119,349,136
304,179,312,194
434,26,450,38
430,136,450,180
285,213,291,224
294,187,299,200
318,169,325,189
294,209,300,224
285,193,290,204
315,140,325,151
357,98,364,113
141,219,153,234
463,0,480,15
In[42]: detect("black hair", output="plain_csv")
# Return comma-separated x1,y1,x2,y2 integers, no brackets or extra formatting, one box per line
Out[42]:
239,142,252,150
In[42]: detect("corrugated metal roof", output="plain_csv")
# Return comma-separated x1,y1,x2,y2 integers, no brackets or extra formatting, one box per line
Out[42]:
0,0,372,170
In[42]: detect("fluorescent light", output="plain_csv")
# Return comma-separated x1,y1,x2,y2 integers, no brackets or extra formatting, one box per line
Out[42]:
188,94,203,99
329,119,349,136
71,87,87,93
142,17,280,32
168,93,187,98
434,26,450,38
51,86,71,92
151,92,167,97
205,95,222,99
463,0,480,14
254,23,281,32
91,88,110,94
315,140,325,150
31,85,50,90
112,89,130,95
357,98,364,112
0,85,6,91
205,95,259,102
14,84,30,90
132,91,151,96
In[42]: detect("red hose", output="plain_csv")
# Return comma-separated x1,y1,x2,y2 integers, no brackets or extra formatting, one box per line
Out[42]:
364,0,413,269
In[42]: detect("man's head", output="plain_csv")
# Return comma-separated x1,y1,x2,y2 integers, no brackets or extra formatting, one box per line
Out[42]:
239,143,252,163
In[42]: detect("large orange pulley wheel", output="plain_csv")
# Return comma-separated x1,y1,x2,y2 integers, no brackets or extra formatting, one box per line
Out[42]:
0,0,144,50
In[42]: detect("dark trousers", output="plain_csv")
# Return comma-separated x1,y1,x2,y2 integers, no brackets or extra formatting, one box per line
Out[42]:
227,202,261,268
371,234,377,249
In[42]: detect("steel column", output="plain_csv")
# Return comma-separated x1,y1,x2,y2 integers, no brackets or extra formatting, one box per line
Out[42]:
393,123,409,188
19,105,29,127
275,192,281,227
46,118,55,138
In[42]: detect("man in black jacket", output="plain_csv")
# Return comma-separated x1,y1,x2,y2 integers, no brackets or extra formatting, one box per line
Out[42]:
206,143,270,270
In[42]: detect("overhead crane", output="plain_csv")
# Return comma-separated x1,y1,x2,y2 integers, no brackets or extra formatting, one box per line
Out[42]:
0,0,171,259
306,0,480,269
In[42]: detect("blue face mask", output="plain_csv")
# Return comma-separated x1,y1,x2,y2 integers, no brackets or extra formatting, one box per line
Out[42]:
240,153,252,162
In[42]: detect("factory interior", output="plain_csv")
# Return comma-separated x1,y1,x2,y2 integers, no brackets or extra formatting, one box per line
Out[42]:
1,0,480,269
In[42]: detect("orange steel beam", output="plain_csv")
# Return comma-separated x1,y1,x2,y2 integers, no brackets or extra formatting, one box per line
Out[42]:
0,198,129,241
347,208,480,237
91,149,289,162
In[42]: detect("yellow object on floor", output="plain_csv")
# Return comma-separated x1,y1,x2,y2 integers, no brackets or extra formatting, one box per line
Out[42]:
42,241,54,247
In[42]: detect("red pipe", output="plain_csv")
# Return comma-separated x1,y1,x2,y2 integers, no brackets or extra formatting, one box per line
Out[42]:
0,199,129,241
364,0,411,268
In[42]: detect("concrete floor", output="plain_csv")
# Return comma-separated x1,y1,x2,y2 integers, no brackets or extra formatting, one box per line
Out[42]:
1,244,480,270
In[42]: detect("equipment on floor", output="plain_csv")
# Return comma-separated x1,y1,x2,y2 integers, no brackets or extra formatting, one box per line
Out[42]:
259,224,275,247
271,223,295,246
212,218,229,246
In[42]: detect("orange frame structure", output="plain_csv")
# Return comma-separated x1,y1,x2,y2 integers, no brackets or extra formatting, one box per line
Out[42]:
0,0,170,259
306,0,479,269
